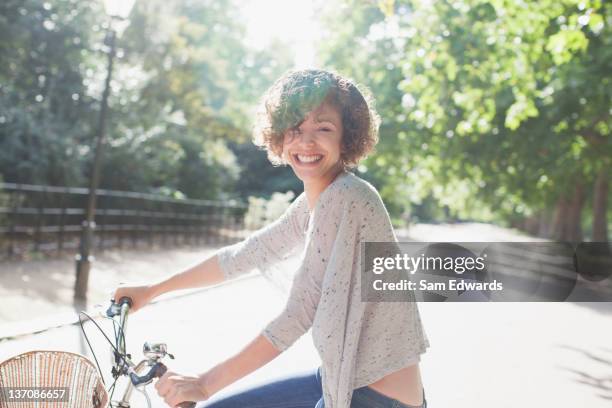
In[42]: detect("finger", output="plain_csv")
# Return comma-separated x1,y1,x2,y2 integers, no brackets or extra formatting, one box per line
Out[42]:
165,387,179,407
156,372,171,395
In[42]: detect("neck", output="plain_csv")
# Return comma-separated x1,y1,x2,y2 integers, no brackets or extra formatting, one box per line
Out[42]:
304,165,345,211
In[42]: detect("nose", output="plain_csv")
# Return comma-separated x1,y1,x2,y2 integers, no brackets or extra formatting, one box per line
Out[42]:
296,129,316,146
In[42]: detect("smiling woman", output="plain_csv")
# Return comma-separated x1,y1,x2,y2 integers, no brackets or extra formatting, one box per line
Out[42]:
253,70,380,168
203,69,428,408
251,70,380,208
112,69,428,408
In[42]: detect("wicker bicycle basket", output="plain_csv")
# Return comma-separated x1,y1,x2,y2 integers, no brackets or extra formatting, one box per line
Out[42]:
0,350,108,408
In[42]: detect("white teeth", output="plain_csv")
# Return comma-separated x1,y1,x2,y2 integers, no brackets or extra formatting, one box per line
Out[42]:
297,154,322,163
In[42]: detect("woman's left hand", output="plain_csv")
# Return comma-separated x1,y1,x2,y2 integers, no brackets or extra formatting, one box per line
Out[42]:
155,369,208,407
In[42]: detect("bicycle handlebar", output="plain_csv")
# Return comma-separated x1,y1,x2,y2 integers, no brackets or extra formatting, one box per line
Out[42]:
106,297,196,408
106,296,133,318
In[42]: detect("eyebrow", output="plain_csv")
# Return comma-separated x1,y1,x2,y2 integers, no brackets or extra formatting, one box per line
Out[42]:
314,115,339,126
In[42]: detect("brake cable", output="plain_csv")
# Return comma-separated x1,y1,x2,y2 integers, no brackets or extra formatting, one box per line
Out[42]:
77,310,132,388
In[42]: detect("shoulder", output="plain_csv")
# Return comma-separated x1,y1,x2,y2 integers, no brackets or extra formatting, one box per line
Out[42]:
333,172,385,208
321,171,388,217
322,172,395,241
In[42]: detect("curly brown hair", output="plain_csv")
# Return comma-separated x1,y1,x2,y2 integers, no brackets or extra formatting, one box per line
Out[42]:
252,69,380,168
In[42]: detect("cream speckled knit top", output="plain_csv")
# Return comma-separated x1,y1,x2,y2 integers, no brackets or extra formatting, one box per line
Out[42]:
216,171,429,408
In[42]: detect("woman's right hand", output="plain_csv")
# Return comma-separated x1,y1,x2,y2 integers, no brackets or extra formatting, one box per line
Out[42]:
112,284,156,313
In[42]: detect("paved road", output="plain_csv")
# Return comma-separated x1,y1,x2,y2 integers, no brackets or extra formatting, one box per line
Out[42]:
1,223,611,407
1,274,611,407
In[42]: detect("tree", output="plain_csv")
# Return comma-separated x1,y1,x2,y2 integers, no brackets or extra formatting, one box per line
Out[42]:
319,0,611,241
0,0,295,202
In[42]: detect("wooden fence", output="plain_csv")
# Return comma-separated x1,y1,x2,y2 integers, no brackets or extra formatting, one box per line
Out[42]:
0,183,248,260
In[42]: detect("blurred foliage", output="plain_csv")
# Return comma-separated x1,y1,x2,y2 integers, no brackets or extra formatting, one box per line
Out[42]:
244,190,295,230
0,0,609,240
317,0,610,239
0,0,293,200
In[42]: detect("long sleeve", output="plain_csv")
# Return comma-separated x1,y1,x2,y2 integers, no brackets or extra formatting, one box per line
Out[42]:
215,193,309,281
262,194,345,352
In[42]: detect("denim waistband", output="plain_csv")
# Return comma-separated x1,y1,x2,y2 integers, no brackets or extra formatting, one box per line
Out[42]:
353,385,427,408
317,366,427,408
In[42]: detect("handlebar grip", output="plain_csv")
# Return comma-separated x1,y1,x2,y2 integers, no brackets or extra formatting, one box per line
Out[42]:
106,296,133,317
154,363,197,408
118,296,133,308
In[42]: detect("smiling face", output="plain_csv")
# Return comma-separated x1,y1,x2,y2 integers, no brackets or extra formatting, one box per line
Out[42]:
281,101,344,183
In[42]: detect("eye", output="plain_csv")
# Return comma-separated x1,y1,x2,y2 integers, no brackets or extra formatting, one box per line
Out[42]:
318,127,332,132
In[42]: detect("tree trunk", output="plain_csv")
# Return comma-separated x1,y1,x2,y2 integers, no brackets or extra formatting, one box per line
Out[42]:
552,181,587,242
524,214,539,236
592,166,609,242
566,181,586,242
552,194,570,240
537,210,553,238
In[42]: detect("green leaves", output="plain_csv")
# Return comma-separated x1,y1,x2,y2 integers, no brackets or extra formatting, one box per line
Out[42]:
0,0,294,201
505,92,539,130
319,0,611,229
546,29,589,65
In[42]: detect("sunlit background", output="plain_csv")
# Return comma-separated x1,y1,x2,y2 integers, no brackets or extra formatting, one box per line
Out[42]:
0,0,610,261
241,0,320,67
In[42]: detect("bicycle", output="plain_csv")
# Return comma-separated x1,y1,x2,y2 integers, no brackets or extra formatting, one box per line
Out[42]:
0,297,196,408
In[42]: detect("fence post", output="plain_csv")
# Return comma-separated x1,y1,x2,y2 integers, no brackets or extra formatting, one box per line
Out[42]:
131,208,137,249
231,207,238,243
239,206,246,241
148,201,154,249
211,206,218,246
221,206,228,245
181,210,187,246
198,208,204,246
204,206,211,247
0,183,248,259
6,187,18,258
191,206,197,246
34,187,45,253
161,204,167,247
173,208,179,247
58,193,66,254
98,207,105,252
119,207,126,249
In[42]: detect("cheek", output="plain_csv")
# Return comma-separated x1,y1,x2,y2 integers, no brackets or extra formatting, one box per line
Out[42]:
326,134,343,158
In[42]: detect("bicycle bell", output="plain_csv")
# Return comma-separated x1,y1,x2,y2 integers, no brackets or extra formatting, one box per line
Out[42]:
143,342,174,360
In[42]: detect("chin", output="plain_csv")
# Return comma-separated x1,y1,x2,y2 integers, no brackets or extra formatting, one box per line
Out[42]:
287,155,343,182
292,168,322,182
287,163,319,179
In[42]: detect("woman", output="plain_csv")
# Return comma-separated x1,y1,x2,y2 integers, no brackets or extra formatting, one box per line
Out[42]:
113,69,429,408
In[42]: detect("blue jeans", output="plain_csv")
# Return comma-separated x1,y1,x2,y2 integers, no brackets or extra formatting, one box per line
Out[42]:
196,367,427,408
